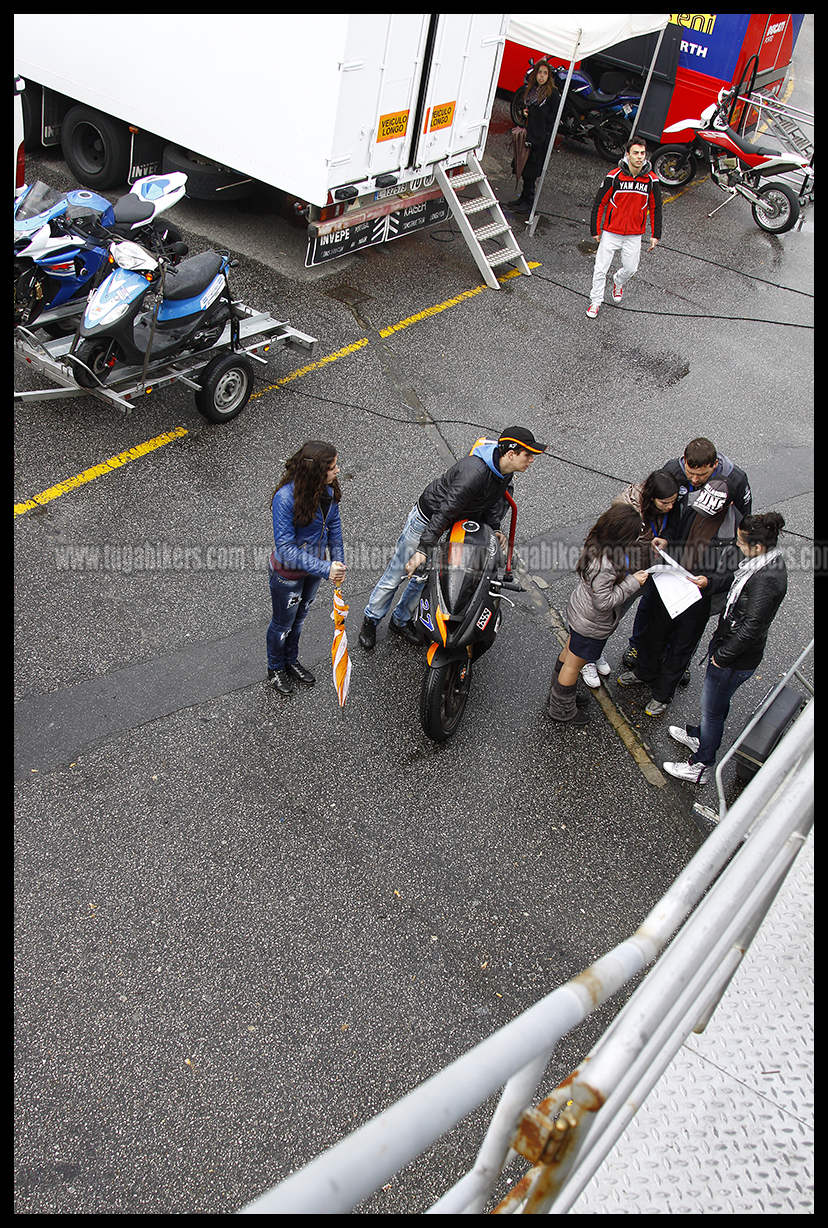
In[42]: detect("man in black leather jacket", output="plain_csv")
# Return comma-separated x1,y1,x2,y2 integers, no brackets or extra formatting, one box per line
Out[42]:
358,426,546,649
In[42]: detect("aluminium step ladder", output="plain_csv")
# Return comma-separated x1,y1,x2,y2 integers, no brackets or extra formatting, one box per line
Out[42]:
435,153,531,290
739,91,814,202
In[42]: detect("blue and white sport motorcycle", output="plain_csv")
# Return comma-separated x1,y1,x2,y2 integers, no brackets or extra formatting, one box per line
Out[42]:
71,238,238,388
14,174,187,328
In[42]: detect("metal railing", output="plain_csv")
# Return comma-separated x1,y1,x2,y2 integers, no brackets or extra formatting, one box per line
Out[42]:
238,698,813,1215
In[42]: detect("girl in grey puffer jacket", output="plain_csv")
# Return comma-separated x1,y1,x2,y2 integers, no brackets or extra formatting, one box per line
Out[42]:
549,505,649,724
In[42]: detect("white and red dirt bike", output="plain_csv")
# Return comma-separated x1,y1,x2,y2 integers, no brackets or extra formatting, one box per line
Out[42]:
652,86,812,234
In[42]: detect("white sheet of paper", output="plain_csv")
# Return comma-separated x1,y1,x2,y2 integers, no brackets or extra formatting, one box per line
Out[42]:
645,546,703,617
650,568,702,618
653,545,696,578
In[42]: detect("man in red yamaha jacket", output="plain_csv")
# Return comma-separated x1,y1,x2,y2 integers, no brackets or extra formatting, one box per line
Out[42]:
587,138,662,318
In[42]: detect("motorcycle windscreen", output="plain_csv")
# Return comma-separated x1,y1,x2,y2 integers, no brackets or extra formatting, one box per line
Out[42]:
15,181,64,220
438,521,494,615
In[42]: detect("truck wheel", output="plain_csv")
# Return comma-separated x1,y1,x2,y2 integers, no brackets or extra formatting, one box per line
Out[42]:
751,182,800,234
161,144,256,202
21,81,43,149
419,658,472,742
61,105,130,190
195,353,254,423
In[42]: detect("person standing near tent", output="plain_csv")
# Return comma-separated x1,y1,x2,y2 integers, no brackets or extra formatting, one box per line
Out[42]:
506,60,558,214
586,138,662,318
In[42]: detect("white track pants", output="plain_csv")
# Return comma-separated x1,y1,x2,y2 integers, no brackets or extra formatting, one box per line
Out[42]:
590,231,642,305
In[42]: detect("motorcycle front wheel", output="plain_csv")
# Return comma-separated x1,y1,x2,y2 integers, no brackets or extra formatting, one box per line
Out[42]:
651,145,697,187
72,339,121,388
593,116,632,163
751,182,800,234
14,266,47,327
420,656,473,742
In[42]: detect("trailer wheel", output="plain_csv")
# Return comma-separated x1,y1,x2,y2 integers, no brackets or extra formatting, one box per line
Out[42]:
195,353,254,423
61,105,130,190
161,144,256,202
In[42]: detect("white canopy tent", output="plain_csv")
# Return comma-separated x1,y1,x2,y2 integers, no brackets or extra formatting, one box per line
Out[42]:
505,14,671,233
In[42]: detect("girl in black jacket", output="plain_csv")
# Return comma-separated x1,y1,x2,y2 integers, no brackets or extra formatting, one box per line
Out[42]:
508,60,558,213
663,512,788,785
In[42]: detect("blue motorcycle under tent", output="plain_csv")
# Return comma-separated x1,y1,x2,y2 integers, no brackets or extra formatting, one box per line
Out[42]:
505,13,676,235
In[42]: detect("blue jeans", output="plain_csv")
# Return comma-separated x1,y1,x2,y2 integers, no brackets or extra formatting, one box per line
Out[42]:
267,569,323,670
688,657,756,767
364,503,429,626
628,583,653,648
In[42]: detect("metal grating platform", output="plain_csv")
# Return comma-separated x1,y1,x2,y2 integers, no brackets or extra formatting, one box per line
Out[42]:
570,835,814,1214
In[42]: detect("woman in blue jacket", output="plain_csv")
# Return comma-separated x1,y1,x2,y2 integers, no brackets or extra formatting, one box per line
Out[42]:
268,441,346,694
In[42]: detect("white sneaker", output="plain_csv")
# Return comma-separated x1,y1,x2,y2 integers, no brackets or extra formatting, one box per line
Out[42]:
595,654,611,676
586,302,600,318
663,760,710,786
580,662,601,688
612,279,624,302
669,725,701,754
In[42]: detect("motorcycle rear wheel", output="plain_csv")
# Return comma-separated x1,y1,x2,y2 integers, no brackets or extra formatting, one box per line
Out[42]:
651,145,697,187
593,116,632,163
420,656,473,742
751,182,800,234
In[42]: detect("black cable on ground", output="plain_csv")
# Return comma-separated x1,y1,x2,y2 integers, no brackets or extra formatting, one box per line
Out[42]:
530,268,813,328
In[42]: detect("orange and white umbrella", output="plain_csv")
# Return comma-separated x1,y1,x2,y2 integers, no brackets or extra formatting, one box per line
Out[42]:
331,586,351,707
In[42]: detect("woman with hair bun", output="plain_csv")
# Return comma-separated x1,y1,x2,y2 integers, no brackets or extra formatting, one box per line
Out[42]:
267,441,346,694
664,511,788,784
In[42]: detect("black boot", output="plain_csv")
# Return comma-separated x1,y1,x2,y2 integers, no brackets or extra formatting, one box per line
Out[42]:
512,180,536,213
358,616,377,650
507,180,532,210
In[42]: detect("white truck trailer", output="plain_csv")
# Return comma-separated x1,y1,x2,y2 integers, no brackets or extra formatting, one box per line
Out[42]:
14,13,530,287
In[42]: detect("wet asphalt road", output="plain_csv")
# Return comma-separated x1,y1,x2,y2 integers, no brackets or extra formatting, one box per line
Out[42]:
15,21,813,1215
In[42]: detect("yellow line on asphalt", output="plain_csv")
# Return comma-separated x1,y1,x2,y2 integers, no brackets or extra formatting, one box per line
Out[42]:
545,599,667,788
269,337,370,387
252,262,541,399
14,427,188,518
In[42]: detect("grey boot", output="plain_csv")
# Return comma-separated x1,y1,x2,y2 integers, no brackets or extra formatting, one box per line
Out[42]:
552,658,589,707
548,678,590,724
